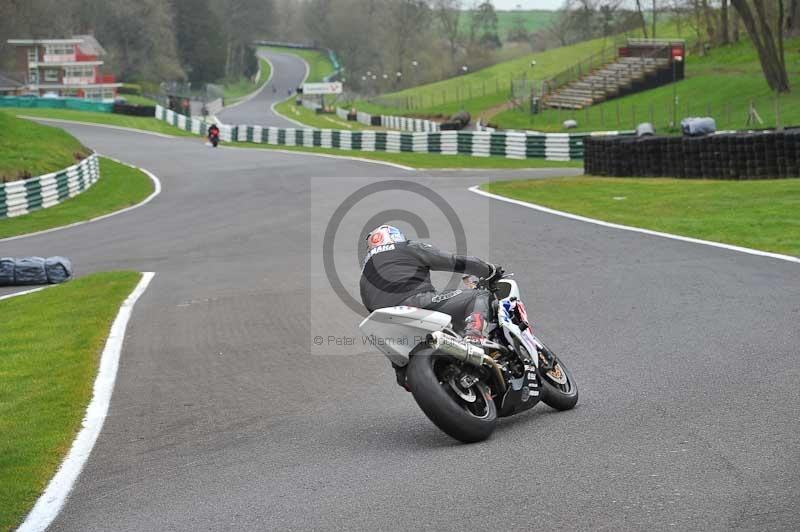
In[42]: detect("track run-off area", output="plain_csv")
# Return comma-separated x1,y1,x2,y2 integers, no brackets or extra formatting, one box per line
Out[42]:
3,49,799,532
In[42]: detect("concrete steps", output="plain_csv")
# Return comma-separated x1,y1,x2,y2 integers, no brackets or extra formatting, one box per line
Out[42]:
543,56,673,110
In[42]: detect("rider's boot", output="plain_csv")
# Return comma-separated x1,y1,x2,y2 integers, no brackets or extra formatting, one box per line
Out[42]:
392,363,411,392
463,312,489,345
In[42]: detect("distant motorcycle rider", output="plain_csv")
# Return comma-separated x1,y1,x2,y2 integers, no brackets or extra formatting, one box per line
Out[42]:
359,224,503,344
207,123,220,138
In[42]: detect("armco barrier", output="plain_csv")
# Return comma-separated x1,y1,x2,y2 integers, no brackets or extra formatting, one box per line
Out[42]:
584,130,800,179
1,154,100,218
155,105,594,160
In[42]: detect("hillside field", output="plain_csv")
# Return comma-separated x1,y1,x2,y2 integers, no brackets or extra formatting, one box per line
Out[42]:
458,9,558,41
493,35,800,132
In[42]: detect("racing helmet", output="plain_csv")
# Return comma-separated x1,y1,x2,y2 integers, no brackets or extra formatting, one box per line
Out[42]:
365,225,406,249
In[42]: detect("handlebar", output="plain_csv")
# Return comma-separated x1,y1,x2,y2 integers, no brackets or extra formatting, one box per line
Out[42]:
476,272,513,290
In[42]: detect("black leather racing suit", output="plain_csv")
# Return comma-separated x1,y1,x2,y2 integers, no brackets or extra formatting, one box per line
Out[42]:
360,240,494,336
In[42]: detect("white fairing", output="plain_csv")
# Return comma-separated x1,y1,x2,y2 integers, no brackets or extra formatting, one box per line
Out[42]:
496,279,544,368
359,306,452,366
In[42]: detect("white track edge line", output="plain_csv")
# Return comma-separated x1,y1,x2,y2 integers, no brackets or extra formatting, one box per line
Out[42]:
17,116,177,138
0,157,162,243
17,271,155,532
468,185,800,265
0,286,50,301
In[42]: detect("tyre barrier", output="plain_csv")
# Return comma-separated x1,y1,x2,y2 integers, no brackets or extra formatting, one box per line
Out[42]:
156,105,595,160
0,256,72,286
0,154,100,219
113,103,156,116
584,130,800,179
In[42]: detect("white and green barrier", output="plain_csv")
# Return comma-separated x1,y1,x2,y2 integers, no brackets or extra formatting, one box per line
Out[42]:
339,107,440,132
0,154,100,219
380,114,440,132
156,106,212,135
336,107,350,121
155,105,596,160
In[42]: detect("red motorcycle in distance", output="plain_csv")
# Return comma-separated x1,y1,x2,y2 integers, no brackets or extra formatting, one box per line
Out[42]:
207,125,220,148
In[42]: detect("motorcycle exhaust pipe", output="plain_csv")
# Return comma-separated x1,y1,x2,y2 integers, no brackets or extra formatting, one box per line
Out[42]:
428,331,506,392
428,331,486,366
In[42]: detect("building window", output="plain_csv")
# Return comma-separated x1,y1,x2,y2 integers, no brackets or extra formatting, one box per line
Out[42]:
43,69,59,82
65,65,93,78
28,68,38,84
27,47,38,64
44,43,74,56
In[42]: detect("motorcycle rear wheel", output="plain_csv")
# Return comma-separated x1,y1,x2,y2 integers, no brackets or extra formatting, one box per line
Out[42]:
406,350,497,443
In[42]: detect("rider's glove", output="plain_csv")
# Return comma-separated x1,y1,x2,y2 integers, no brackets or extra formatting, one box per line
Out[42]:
483,264,504,285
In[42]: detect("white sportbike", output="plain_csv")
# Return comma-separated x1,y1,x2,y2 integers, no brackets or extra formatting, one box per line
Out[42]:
359,274,578,443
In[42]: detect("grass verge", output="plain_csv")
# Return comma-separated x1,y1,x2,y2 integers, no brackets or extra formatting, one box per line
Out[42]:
0,108,196,137
483,177,800,256
229,141,581,169
0,157,154,239
224,58,272,104
0,271,142,532
0,113,90,181
273,99,375,130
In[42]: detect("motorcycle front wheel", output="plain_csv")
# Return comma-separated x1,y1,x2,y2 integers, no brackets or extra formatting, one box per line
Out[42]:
539,353,579,411
406,349,497,443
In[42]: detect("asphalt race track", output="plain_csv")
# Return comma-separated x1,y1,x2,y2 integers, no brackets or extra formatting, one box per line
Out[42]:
3,52,799,532
216,49,307,128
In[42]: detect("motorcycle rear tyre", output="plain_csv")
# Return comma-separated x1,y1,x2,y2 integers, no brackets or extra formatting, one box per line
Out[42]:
406,350,497,443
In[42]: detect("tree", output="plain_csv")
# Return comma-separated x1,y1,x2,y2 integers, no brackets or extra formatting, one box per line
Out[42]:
215,0,273,79
720,0,730,44
599,3,616,37
506,5,530,42
469,1,500,47
634,0,649,37
731,0,790,92
434,0,463,66
787,0,800,34
652,0,657,39
173,0,226,82
700,0,716,46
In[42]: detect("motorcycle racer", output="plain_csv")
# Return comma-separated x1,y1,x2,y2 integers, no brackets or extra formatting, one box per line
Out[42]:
359,224,503,343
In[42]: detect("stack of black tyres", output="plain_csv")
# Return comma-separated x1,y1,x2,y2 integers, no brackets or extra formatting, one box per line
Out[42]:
583,130,800,179
0,256,72,286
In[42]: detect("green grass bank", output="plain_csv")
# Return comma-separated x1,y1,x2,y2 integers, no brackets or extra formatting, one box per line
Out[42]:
0,157,155,239
0,271,142,532
493,36,800,132
0,112,90,182
0,108,196,137
483,177,800,257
